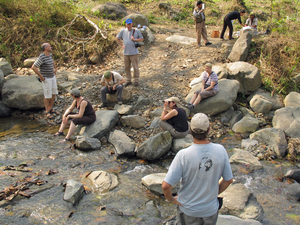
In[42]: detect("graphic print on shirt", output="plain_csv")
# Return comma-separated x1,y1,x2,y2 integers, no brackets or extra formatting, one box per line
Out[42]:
199,157,213,172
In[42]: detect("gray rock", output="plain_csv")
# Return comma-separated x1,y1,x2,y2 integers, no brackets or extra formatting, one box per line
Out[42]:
166,35,197,45
120,115,145,128
213,65,228,79
0,69,4,92
63,179,84,205
0,62,14,76
217,215,262,225
230,148,263,171
23,57,38,68
219,183,264,221
136,131,172,160
247,88,283,110
141,173,177,195
186,79,240,116
240,107,255,117
4,74,19,81
58,81,76,93
87,171,118,191
149,117,161,128
75,136,101,151
107,88,131,103
149,107,163,118
144,201,161,218
272,107,300,138
286,183,300,201
67,72,81,81
221,106,234,123
285,169,300,183
232,116,260,133
228,32,252,62
0,101,12,117
230,110,243,128
2,76,44,109
226,62,261,95
122,13,149,26
140,27,155,43
108,130,135,156
81,110,119,139
249,128,287,157
250,95,272,114
292,73,300,85
241,139,258,150
92,2,127,20
0,58,8,62
114,104,134,115
172,134,193,153
135,96,150,108
284,92,300,107
221,43,233,57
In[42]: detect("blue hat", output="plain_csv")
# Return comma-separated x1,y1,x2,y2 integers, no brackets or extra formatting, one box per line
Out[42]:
125,18,133,24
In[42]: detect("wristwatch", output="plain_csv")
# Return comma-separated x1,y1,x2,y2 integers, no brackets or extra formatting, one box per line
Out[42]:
166,197,174,203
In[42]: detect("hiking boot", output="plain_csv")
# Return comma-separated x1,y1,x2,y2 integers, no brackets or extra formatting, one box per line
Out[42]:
198,44,201,47
229,37,235,40
118,100,122,105
124,81,132,87
205,42,212,46
220,38,225,41
99,102,108,108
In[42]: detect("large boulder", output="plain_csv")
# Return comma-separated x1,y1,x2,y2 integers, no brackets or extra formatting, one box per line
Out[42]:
58,81,76,93
286,183,300,201
0,69,4,93
122,13,149,27
135,96,150,108
230,149,263,171
2,76,44,109
213,64,228,79
81,110,119,139
0,62,14,76
63,180,84,205
87,171,118,191
219,183,264,221
250,95,273,114
285,169,300,183
136,131,172,160
141,173,177,195
232,116,260,133
172,134,193,154
75,136,101,151
185,79,240,116
284,92,300,107
106,88,131,103
91,2,127,20
114,104,134,115
226,62,261,95
23,57,38,68
149,108,163,118
217,215,262,225
140,27,155,44
120,115,145,128
228,32,252,62
0,101,12,117
108,130,135,156
247,88,283,110
249,128,287,157
272,107,300,138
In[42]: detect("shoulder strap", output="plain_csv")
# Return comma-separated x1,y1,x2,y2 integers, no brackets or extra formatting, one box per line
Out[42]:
112,73,114,82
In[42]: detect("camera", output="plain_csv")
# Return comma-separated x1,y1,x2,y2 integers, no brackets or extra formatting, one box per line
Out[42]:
135,43,141,48
163,100,169,104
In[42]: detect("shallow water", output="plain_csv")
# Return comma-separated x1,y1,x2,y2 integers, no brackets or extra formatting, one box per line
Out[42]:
0,117,299,224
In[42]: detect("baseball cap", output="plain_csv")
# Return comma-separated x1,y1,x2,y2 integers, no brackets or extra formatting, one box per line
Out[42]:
125,18,133,24
165,97,180,104
190,113,210,133
104,71,112,79
69,88,80,97
250,12,255,16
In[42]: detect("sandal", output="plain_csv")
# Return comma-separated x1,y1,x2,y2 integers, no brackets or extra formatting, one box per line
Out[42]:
60,138,70,143
54,131,64,136
46,112,54,119
49,109,59,115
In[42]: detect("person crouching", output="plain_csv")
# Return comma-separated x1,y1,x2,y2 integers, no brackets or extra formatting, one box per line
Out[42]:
159,97,189,139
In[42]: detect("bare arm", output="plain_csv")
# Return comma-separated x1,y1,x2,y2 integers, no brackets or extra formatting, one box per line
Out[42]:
162,181,182,206
53,60,57,75
218,178,233,194
68,100,87,119
113,77,126,90
116,37,125,49
161,109,178,121
204,81,216,91
31,65,45,81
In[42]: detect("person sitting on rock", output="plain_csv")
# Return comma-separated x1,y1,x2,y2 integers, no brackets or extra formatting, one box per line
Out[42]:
245,12,258,30
187,63,218,111
159,97,189,139
100,71,125,108
54,88,96,143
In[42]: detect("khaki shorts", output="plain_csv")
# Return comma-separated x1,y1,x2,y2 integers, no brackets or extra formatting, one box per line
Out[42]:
42,76,58,99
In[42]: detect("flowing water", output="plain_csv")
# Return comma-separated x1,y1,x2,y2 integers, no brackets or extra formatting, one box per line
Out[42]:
0,117,299,224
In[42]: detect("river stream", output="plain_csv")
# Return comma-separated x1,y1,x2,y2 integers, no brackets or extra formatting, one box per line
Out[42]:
0,116,299,225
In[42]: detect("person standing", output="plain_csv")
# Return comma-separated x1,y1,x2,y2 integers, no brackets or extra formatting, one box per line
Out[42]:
116,18,144,87
220,10,245,40
100,71,125,107
193,1,212,47
162,113,233,225
32,43,58,118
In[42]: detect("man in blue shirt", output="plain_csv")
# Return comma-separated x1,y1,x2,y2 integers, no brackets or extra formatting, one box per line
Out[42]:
162,113,233,225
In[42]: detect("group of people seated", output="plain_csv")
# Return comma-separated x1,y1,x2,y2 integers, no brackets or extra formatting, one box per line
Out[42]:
53,64,219,142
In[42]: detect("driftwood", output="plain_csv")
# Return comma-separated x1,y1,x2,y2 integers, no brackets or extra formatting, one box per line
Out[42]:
56,14,107,56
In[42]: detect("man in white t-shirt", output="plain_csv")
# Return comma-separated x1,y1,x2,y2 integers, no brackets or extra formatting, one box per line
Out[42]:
100,71,125,107
162,113,233,225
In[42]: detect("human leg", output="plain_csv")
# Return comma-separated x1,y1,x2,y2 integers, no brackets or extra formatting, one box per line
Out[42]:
49,76,58,110
124,55,132,83
196,22,201,45
228,20,234,39
189,93,199,104
130,55,140,84
201,21,209,43
65,121,76,140
220,18,228,39
101,86,110,103
116,85,123,103
193,93,202,106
